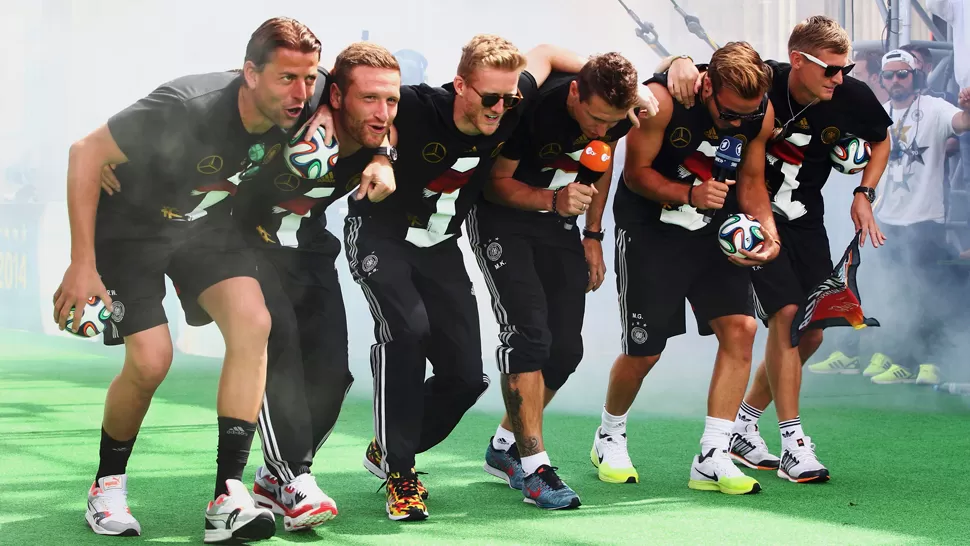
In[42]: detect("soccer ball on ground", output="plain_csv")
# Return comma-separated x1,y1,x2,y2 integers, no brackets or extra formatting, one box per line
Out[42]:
718,214,765,259
66,296,112,338
830,135,871,175
283,125,339,179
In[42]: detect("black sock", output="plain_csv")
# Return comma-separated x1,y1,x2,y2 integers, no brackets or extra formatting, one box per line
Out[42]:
214,417,256,499
96,428,137,480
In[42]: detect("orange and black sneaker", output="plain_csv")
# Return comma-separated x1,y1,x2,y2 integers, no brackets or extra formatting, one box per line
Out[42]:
363,438,428,499
384,471,429,522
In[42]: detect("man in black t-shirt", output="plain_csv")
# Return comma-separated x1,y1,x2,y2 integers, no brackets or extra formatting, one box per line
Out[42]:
596,42,779,496
468,53,638,508
665,16,893,483
53,18,329,543
227,43,400,533
329,35,599,520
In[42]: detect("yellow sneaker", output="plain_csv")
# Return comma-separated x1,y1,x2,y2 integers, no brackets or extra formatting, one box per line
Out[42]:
863,353,893,377
384,471,428,522
363,438,428,499
871,364,918,384
915,364,942,385
807,351,861,374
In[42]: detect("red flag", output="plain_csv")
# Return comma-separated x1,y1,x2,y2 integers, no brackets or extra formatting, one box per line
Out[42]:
790,231,880,347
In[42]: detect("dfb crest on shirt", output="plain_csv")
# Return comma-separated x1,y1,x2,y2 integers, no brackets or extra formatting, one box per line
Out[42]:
486,241,503,261
631,327,648,344
362,254,379,273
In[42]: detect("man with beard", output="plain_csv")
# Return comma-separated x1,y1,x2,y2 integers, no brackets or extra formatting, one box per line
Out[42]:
664,16,893,483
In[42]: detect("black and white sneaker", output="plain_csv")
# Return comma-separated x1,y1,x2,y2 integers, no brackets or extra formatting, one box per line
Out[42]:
778,437,830,483
730,424,780,470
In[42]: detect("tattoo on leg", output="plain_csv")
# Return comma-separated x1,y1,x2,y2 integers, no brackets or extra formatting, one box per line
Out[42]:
501,374,524,437
520,436,540,457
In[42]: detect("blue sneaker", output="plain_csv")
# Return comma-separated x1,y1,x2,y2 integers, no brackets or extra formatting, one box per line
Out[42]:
521,465,581,510
483,438,525,490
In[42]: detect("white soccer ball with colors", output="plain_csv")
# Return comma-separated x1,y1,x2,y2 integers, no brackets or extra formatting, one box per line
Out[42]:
283,125,339,179
830,135,871,175
66,296,113,338
718,214,765,259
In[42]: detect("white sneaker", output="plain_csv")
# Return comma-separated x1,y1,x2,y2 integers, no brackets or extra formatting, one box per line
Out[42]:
252,467,337,532
204,479,276,543
590,427,639,484
778,437,830,483
688,448,761,495
85,475,141,536
730,424,780,470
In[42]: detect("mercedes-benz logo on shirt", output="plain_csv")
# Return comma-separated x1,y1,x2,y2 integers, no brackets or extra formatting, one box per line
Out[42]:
669,127,691,148
196,155,224,174
422,142,446,163
274,173,300,191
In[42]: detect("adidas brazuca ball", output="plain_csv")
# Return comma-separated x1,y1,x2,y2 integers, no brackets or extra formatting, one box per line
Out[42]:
283,124,339,179
718,214,765,259
830,135,871,175
66,296,113,338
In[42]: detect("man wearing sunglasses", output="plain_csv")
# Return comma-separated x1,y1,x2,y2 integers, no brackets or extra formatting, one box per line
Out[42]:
466,52,640,509
598,41,779,496
664,15,893,484
306,35,602,521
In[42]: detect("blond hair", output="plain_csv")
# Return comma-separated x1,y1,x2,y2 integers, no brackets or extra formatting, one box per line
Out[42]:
788,15,851,56
708,41,773,100
457,34,527,79
332,42,401,92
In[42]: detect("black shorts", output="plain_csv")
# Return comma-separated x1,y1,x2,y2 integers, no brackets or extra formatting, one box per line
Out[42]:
95,215,258,346
751,221,833,323
615,224,754,357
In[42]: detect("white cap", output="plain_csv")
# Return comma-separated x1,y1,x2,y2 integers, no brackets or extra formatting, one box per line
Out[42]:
881,49,917,70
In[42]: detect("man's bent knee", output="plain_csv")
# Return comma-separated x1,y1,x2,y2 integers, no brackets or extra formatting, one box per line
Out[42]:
200,277,272,349
617,353,661,379
122,325,174,392
768,304,799,329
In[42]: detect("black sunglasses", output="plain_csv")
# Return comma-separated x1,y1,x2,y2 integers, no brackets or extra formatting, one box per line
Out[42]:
467,84,522,109
797,50,855,78
881,69,914,81
712,88,768,122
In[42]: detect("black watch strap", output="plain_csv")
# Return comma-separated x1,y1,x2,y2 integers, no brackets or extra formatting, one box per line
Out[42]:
853,186,875,203
582,228,605,241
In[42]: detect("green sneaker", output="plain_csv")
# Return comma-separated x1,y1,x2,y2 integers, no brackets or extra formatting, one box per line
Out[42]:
863,353,893,377
871,364,917,384
807,351,860,375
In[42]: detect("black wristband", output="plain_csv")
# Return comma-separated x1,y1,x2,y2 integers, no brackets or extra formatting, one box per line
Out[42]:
687,185,695,207
583,228,604,241
551,188,561,215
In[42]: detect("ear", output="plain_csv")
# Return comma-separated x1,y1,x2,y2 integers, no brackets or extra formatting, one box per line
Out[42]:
569,79,580,100
243,60,259,89
329,82,342,110
453,75,465,97
788,50,800,69
701,73,713,98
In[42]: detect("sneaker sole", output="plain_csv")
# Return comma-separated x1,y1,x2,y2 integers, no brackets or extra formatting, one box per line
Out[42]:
386,506,429,521
777,468,830,483
523,496,582,510
590,446,639,484
687,479,762,495
284,504,338,532
729,452,779,471
809,368,861,375
204,511,276,544
871,378,917,384
363,455,387,480
85,511,140,537
483,462,522,490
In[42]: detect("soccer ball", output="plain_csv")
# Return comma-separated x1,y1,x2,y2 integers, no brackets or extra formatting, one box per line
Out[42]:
830,135,871,175
66,296,112,338
283,125,339,179
718,214,765,258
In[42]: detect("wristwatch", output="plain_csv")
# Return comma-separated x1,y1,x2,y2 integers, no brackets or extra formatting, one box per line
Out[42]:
583,228,605,241
853,186,875,204
375,146,398,164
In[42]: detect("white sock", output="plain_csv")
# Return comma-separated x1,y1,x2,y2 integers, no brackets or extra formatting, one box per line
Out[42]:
734,401,763,433
779,417,805,450
492,425,516,451
520,452,551,476
700,416,735,454
601,407,628,436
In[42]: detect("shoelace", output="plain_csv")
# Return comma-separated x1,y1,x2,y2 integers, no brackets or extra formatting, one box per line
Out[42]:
287,473,324,498
380,473,422,500
92,488,131,517
710,450,747,479
600,434,634,468
535,466,565,490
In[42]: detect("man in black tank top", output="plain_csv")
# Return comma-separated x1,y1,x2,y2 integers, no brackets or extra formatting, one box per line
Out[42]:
594,42,780,496
664,17,892,483
468,53,639,508
55,18,327,543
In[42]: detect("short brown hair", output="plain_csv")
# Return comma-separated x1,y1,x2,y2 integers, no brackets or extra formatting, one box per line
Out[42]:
457,34,527,80
576,52,639,110
708,41,773,100
332,42,401,92
245,17,321,71
788,15,851,56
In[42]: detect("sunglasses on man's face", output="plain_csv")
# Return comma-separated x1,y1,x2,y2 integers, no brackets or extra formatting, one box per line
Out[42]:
712,89,767,122
797,51,855,78
467,84,522,109
881,69,914,81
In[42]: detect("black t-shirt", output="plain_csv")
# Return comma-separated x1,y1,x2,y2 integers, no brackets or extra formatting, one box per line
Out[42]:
613,74,764,235
764,60,892,225
479,72,634,222
348,72,540,247
103,71,291,226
